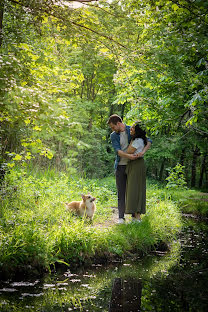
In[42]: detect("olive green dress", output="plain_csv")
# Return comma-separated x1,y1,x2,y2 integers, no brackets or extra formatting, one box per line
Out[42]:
125,158,146,214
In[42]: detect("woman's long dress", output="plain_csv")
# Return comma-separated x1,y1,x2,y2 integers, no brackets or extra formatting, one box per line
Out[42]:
125,158,146,214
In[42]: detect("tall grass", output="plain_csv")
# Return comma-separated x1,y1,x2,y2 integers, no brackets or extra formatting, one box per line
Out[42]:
0,167,184,278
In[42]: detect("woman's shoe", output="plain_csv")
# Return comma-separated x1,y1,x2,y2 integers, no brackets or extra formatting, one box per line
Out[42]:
117,218,125,224
131,217,141,223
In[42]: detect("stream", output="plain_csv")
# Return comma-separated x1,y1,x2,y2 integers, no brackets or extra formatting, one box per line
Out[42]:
0,217,208,311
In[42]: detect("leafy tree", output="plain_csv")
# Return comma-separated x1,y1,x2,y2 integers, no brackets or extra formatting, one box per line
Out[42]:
0,0,207,186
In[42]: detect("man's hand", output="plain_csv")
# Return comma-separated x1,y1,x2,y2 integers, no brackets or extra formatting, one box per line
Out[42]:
118,150,139,160
128,154,139,160
135,151,144,158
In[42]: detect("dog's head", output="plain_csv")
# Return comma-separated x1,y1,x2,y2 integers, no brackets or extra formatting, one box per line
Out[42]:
81,194,96,203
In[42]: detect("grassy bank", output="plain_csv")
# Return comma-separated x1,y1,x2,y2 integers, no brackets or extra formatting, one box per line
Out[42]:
147,179,208,218
0,168,184,278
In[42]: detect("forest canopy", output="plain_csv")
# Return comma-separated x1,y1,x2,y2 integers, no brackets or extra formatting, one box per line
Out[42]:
0,0,208,188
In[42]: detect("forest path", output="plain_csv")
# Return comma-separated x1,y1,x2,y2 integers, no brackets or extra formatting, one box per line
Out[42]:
93,207,132,229
190,192,208,202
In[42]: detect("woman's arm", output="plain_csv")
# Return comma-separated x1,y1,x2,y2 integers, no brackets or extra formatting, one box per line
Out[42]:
117,141,137,160
136,141,151,157
118,139,152,159
126,140,152,157
126,142,137,154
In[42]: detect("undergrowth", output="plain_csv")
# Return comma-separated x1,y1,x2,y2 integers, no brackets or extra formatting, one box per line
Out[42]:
1,166,201,278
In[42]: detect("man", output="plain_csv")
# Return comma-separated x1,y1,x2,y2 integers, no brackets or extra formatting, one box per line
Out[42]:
107,114,152,224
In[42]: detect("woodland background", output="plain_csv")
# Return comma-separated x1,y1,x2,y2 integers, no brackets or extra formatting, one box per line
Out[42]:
0,0,208,189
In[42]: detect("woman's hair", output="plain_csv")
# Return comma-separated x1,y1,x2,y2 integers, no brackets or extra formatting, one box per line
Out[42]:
132,121,147,146
107,114,122,125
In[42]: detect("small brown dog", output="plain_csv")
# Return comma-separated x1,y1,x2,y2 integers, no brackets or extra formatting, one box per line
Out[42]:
65,194,96,220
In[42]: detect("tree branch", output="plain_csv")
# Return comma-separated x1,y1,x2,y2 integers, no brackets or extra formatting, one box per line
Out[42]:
0,0,4,47
81,1,127,19
169,0,208,26
70,20,128,49
8,0,128,49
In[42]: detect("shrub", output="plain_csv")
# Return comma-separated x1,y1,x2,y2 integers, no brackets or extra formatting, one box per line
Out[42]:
166,163,187,189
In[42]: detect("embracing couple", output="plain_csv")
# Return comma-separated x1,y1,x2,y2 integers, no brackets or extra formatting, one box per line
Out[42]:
108,114,152,224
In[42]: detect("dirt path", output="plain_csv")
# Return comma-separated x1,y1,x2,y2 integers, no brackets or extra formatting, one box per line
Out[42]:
93,208,118,228
93,207,132,228
191,193,208,202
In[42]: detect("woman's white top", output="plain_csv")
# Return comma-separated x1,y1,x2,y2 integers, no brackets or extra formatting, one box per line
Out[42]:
131,138,144,155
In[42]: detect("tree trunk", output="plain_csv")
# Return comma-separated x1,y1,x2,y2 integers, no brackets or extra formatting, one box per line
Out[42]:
180,148,186,166
199,154,207,188
0,0,4,47
155,167,158,180
191,146,200,188
205,168,208,190
80,80,85,99
159,158,165,181
120,102,126,120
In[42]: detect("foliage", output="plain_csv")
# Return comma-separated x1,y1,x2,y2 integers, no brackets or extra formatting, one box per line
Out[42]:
112,0,208,188
0,0,207,185
166,163,187,189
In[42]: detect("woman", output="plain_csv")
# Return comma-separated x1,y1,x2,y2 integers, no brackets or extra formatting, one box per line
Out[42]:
125,121,147,222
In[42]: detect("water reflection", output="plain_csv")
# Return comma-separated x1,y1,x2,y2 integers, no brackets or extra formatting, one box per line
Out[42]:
0,218,208,311
109,278,142,312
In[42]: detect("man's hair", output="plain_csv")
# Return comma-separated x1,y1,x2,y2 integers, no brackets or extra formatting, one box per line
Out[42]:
107,114,122,125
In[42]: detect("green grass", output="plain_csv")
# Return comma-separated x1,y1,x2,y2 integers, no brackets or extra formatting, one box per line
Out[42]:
0,167,194,278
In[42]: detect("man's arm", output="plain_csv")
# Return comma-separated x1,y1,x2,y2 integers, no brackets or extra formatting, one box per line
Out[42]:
110,133,121,152
117,150,138,160
110,132,137,160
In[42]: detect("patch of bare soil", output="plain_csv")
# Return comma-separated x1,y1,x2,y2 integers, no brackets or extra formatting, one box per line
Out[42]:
191,198,208,202
190,193,208,202
93,208,118,228
93,207,132,228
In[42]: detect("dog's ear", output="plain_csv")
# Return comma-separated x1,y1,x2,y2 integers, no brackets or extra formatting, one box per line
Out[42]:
81,194,85,200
